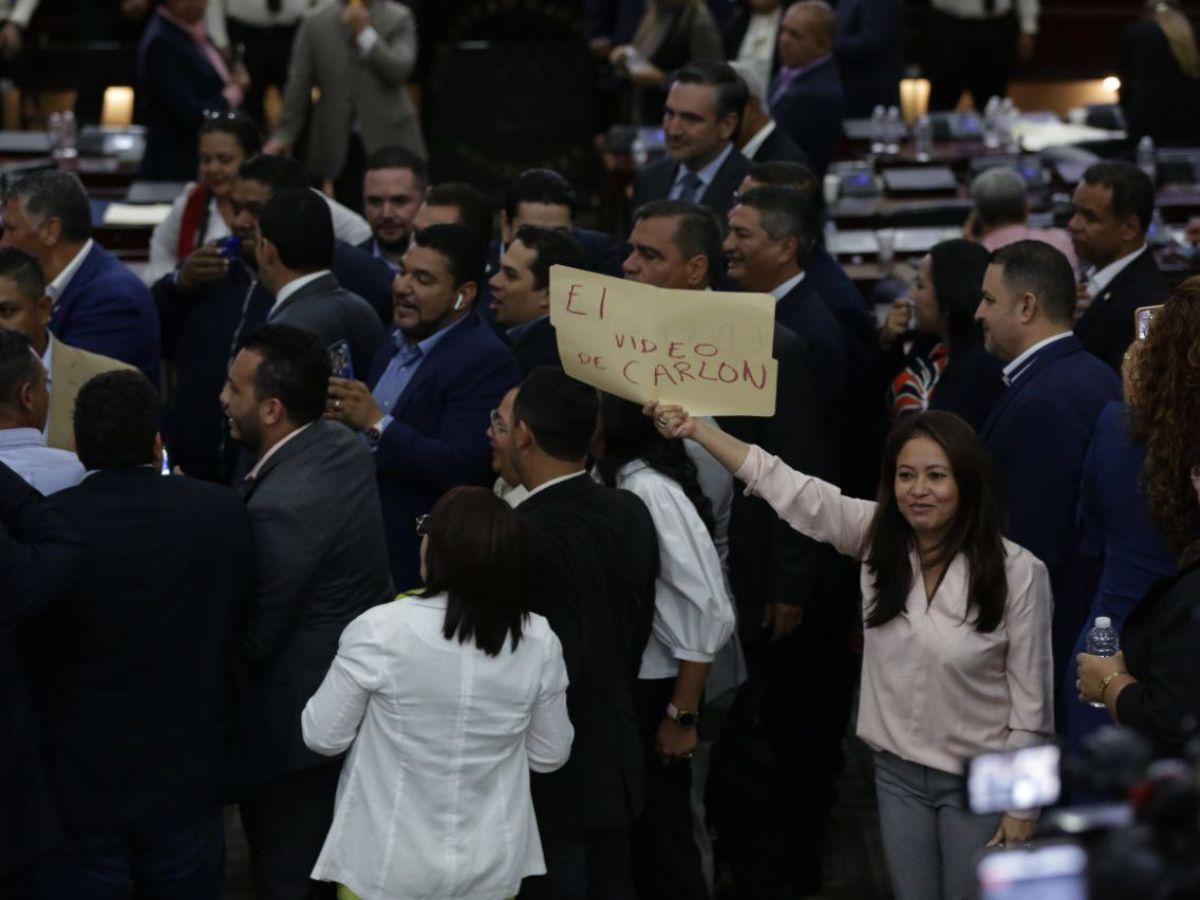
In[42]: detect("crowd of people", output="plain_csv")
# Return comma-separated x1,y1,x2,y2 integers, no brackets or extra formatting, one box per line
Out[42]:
2,1,1200,899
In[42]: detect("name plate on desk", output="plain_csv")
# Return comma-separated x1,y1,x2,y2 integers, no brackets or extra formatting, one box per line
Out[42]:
882,167,958,194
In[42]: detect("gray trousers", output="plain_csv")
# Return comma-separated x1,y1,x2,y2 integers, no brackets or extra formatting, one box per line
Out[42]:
873,750,1001,900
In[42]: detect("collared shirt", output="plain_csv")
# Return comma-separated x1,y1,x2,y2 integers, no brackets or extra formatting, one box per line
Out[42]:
601,460,734,679
740,120,778,161
0,427,86,495
769,269,806,301
931,0,1039,34
736,445,1053,806
493,476,531,509
521,470,587,503
155,6,242,107
268,269,330,320
1083,244,1148,299
40,337,52,392
669,142,734,201
46,239,94,301
980,224,1079,275
369,316,469,439
505,314,547,347
1001,331,1072,386
204,0,316,47
369,238,400,273
244,422,312,482
770,53,833,106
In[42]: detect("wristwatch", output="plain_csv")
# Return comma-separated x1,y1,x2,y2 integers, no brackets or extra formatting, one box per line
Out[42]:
1098,671,1126,700
366,418,386,444
666,702,699,729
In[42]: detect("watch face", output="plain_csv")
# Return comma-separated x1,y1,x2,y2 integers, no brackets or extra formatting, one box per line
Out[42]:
676,711,698,728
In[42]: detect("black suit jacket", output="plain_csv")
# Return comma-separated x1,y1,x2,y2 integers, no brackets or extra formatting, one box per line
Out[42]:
332,239,397,325
1116,560,1200,755
1074,247,1167,372
238,420,394,781
631,145,753,222
518,474,658,835
1119,18,1200,144
267,272,385,380
30,469,252,828
770,57,846,175
834,0,903,117
748,124,811,165
0,464,83,876
511,316,562,375
137,12,232,181
774,276,849,450
719,323,834,620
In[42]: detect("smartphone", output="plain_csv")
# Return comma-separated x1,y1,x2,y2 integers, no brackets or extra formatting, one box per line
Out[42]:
328,339,354,380
1135,304,1162,341
976,841,1087,900
966,743,1061,815
160,445,171,477
216,235,243,260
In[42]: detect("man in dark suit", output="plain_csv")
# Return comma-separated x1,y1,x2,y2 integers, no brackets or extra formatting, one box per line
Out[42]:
730,60,811,165
0,461,82,895
1069,161,1167,372
976,240,1121,704
631,59,753,223
153,154,393,483
325,225,521,591
258,188,385,378
136,0,247,181
28,370,252,897
834,0,902,117
507,367,658,900
221,324,394,899
926,0,1037,112
769,1,846,175
1,170,161,385
488,226,583,375
358,145,429,273
623,196,837,896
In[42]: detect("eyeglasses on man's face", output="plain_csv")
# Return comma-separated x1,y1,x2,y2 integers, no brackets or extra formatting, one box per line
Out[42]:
415,514,430,536
489,408,510,435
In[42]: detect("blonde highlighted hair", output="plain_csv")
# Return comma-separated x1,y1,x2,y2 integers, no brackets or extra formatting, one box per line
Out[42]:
1148,0,1200,79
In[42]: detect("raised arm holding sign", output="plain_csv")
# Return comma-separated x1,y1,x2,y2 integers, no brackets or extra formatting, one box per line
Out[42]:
549,266,778,418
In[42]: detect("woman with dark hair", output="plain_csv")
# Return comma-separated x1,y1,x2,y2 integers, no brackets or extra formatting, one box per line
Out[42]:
1077,279,1200,755
879,239,1005,431
647,401,1053,900
1118,0,1200,144
301,486,573,900
594,394,734,898
143,113,368,285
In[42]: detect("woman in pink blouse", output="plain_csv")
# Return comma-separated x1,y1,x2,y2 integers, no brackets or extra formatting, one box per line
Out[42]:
647,402,1054,900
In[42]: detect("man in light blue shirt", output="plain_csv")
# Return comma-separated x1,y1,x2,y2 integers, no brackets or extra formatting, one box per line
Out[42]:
0,329,85,494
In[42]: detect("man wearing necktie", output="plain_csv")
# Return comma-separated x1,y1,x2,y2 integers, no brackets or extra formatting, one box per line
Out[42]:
630,59,753,223
325,224,521,589
925,0,1038,111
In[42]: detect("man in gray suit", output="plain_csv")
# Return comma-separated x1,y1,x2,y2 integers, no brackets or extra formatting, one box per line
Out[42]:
258,187,385,381
220,323,394,900
264,0,425,207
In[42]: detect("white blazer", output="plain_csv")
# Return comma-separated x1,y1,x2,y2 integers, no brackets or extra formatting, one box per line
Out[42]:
302,593,573,900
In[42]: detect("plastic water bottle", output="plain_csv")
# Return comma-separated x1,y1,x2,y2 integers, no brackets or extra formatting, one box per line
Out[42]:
869,105,886,155
47,111,63,158
913,114,934,162
1085,616,1120,708
1137,135,1157,182
60,110,77,159
885,106,902,155
983,96,1002,149
631,132,649,167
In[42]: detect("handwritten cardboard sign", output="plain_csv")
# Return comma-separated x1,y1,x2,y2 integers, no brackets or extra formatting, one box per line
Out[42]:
549,266,777,417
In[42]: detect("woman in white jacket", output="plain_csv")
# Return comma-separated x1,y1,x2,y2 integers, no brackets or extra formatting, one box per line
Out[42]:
302,486,573,900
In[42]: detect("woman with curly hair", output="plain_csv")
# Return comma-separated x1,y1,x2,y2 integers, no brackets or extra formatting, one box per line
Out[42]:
1076,277,1200,755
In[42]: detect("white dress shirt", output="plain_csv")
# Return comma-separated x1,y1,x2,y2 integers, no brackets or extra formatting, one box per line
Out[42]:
736,8,782,91
204,0,318,47
0,427,85,495
302,594,573,900
1083,243,1148,298
1000,331,1072,385
267,269,329,319
244,422,311,482
1,0,38,28
770,269,806,300
46,239,94,301
736,446,1054,814
143,184,373,286
740,120,778,162
605,461,735,680
931,0,1039,34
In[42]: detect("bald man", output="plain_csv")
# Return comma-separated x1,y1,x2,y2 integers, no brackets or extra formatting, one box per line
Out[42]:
767,0,844,174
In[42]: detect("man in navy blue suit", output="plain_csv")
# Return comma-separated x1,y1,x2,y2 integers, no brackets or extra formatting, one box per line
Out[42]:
29,370,254,898
357,145,429,273
834,0,902,117
976,240,1121,700
326,224,521,590
769,1,845,175
1,170,161,386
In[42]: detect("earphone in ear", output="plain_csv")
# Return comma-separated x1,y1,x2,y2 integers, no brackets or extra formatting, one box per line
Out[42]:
452,292,465,311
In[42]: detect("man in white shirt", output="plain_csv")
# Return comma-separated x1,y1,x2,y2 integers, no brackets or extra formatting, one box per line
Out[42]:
0,330,84,495
926,0,1038,111
1068,160,1166,371
728,60,810,165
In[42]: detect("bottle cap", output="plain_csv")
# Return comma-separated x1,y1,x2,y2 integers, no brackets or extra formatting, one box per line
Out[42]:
1095,616,1111,629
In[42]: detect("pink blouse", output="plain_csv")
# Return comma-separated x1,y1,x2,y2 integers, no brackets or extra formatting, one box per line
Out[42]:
735,446,1054,807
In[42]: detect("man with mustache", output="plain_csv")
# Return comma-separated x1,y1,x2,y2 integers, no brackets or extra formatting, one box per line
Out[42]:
325,224,521,590
358,145,428,273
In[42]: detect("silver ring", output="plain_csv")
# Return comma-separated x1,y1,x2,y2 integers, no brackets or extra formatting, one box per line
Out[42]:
333,399,342,410
656,414,669,428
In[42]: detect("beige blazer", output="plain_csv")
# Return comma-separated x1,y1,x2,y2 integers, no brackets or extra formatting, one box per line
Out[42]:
46,335,136,451
274,0,426,179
